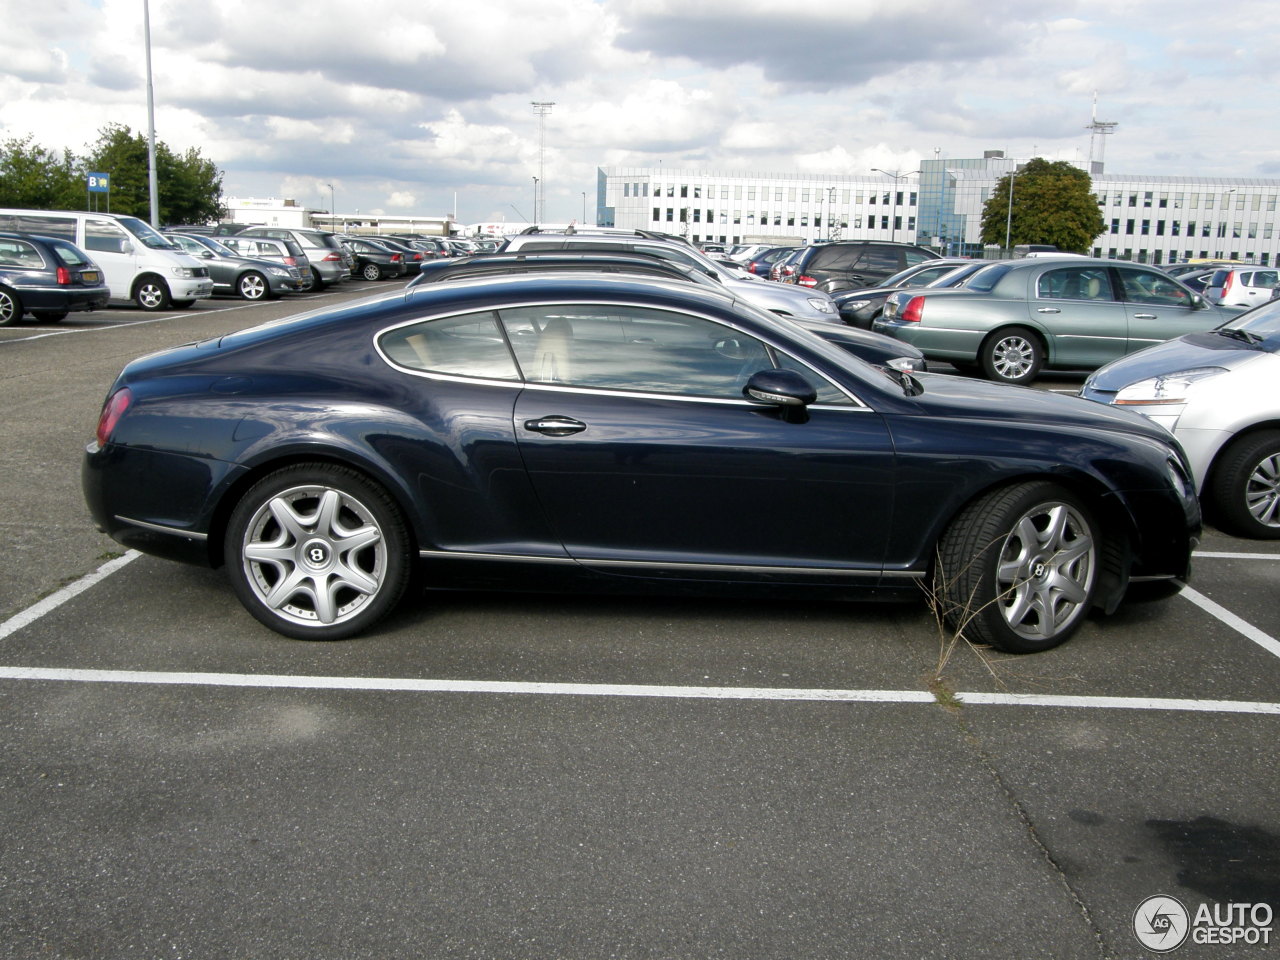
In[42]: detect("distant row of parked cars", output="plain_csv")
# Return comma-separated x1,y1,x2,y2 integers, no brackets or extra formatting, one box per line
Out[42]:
0,207,496,321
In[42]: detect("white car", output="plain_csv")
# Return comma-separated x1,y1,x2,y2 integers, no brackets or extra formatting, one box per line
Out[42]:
1204,266,1278,308
1080,301,1280,538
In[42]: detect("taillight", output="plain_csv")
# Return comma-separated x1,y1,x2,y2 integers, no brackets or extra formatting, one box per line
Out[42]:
1222,272,1235,296
96,388,133,446
391,254,402,262
284,257,298,266
56,266,72,285
322,253,341,262
797,274,817,287
901,296,925,323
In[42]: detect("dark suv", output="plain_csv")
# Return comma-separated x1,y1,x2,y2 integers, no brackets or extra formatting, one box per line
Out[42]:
782,241,939,295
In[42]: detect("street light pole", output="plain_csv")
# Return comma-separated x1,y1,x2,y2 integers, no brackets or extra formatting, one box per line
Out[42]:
324,182,335,232
871,168,919,243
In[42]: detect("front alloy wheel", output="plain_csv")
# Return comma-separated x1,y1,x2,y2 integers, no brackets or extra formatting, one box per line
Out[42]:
1209,431,1280,539
238,271,269,300
936,482,1098,653
225,464,412,639
135,276,172,311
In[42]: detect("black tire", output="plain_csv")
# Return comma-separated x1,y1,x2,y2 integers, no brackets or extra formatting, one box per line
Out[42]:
0,287,24,326
134,275,172,311
237,271,270,300
224,463,413,640
170,299,195,310
935,481,1099,653
1207,431,1280,539
31,310,68,323
361,262,383,281
309,268,327,291
980,326,1043,385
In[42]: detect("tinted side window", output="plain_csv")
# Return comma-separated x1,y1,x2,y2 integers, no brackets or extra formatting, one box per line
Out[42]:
0,237,44,267
1117,268,1193,306
0,214,77,241
499,304,770,398
855,247,901,276
1037,266,1114,301
379,311,520,381
811,245,861,271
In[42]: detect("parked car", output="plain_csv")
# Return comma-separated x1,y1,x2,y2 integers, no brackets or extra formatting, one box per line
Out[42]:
742,246,797,278
0,208,212,311
368,236,431,273
165,232,305,300
771,247,808,282
407,251,926,371
875,257,1246,385
0,231,110,325
237,226,354,290
219,235,312,283
84,273,1198,652
832,259,976,328
495,231,841,323
1203,266,1278,308
1081,300,1280,539
780,240,941,294
339,236,405,280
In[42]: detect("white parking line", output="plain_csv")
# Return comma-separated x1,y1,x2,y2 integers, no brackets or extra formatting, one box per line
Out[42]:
0,666,1277,715
1,549,1277,714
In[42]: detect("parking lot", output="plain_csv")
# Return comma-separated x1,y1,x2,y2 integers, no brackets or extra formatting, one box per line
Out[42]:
2,283,1278,959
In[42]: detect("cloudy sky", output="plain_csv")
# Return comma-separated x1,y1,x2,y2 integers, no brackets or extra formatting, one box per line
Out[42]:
2,0,1276,225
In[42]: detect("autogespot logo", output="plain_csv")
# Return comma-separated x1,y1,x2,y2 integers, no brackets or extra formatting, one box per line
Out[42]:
1134,895,1191,953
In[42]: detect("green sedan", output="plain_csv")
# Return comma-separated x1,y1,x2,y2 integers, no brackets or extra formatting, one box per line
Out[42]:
874,257,1245,385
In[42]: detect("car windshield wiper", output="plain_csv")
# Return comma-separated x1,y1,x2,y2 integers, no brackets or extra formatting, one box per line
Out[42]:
1216,326,1264,344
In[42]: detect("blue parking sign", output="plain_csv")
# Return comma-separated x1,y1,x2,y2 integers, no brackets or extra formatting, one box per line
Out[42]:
87,173,110,193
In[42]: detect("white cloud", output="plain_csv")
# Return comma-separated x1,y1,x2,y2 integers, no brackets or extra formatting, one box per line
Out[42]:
3,0,1280,221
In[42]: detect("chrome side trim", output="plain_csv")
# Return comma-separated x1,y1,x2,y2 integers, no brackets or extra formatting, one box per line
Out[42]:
418,549,575,565
418,548,923,580
115,516,208,541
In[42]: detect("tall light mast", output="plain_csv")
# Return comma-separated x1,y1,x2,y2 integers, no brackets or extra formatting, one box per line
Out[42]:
531,101,555,224
1086,93,1118,172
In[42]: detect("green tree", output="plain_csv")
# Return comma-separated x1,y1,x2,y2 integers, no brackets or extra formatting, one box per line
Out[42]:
980,158,1105,254
0,135,81,209
81,123,225,224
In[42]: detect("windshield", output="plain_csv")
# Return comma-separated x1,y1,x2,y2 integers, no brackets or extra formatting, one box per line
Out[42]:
117,216,180,250
200,236,238,257
1217,298,1280,342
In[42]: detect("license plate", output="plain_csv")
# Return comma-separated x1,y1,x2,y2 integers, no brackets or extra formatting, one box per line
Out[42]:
81,271,100,283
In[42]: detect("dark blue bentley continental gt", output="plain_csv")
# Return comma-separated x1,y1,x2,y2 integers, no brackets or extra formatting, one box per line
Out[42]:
83,274,1200,652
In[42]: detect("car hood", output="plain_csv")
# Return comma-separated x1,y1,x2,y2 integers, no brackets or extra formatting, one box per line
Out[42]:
906,372,1174,443
1085,331,1265,391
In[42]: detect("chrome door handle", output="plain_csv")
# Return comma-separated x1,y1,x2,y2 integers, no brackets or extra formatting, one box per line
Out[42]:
523,416,587,437
1036,307,1061,314
1133,313,1158,319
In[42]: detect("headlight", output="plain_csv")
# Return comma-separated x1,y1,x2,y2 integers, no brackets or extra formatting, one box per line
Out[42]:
1113,367,1227,406
807,298,836,314
170,266,195,279
267,267,288,277
842,299,872,311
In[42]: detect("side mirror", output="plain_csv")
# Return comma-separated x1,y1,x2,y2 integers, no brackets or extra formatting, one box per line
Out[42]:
743,369,817,407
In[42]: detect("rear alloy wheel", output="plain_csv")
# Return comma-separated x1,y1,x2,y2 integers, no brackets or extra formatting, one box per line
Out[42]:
935,482,1098,653
980,327,1043,385
362,262,383,281
135,276,172,311
225,464,412,640
0,288,26,325
238,271,269,300
1208,431,1280,539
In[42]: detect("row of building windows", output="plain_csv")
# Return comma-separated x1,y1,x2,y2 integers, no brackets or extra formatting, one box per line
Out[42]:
1108,219,1277,239
1095,248,1273,266
622,182,916,206
649,208,917,231
1098,191,1278,211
